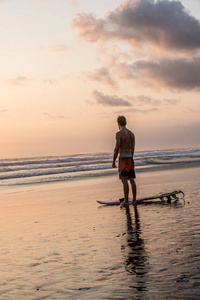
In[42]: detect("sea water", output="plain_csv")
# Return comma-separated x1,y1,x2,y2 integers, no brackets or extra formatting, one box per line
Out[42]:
0,147,200,188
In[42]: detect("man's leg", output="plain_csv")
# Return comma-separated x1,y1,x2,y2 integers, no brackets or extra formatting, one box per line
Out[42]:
122,178,129,203
130,179,137,206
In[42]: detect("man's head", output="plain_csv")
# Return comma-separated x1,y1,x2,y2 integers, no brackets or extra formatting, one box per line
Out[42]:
117,115,127,127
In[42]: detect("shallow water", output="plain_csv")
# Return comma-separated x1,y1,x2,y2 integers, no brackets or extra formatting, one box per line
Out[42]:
0,167,200,299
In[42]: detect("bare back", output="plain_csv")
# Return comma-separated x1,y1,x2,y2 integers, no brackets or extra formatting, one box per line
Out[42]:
113,127,135,161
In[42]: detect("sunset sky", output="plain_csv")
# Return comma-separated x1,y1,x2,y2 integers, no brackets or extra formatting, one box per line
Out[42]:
0,0,200,158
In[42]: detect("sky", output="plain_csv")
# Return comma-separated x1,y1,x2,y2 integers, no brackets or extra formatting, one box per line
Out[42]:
0,0,200,158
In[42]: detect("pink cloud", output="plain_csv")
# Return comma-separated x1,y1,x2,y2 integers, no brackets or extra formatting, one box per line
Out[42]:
83,67,118,88
6,76,28,86
43,79,56,85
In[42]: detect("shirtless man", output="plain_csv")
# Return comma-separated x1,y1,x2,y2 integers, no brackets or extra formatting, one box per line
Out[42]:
112,116,137,207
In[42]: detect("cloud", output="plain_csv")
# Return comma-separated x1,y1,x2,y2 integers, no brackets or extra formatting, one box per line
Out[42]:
89,91,180,113
130,95,161,106
72,13,107,42
72,0,200,91
126,95,180,106
185,107,200,114
83,67,118,88
39,45,70,52
163,99,180,105
72,0,200,52
43,79,56,85
129,57,200,90
116,107,158,114
92,90,132,106
44,113,69,120
6,76,28,86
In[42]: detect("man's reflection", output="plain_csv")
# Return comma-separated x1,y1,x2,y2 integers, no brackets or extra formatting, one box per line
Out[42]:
123,206,148,293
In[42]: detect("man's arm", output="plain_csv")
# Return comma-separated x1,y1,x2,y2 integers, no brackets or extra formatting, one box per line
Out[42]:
112,133,120,168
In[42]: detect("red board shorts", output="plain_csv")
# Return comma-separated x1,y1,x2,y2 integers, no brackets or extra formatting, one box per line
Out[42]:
118,155,136,180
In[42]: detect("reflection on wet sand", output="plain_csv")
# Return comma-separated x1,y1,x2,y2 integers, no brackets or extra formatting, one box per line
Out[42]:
123,206,149,294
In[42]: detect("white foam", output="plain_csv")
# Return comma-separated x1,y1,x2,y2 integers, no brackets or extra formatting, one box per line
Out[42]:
0,148,199,186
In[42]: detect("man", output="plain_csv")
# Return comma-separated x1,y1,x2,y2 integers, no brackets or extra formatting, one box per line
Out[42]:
112,116,137,207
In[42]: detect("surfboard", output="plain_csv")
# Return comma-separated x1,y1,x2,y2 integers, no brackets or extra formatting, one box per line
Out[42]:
97,190,184,205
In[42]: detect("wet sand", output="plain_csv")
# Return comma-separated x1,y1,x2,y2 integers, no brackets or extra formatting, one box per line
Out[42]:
0,165,200,299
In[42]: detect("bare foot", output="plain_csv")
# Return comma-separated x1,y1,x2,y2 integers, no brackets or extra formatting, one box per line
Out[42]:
120,201,129,208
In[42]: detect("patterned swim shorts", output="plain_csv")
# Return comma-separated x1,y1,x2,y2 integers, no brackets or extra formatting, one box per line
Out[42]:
118,156,136,179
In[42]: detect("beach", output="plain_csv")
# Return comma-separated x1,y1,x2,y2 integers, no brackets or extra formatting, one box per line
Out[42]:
1,0,200,298
0,164,200,299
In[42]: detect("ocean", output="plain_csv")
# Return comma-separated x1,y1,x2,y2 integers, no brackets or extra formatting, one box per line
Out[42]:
1,147,200,188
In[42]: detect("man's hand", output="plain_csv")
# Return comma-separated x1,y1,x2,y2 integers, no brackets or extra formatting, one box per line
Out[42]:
112,161,116,168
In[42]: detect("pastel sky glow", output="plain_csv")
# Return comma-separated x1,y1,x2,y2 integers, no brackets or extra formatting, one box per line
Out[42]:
0,0,200,158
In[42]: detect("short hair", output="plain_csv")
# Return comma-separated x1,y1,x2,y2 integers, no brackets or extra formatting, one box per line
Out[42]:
117,115,127,126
